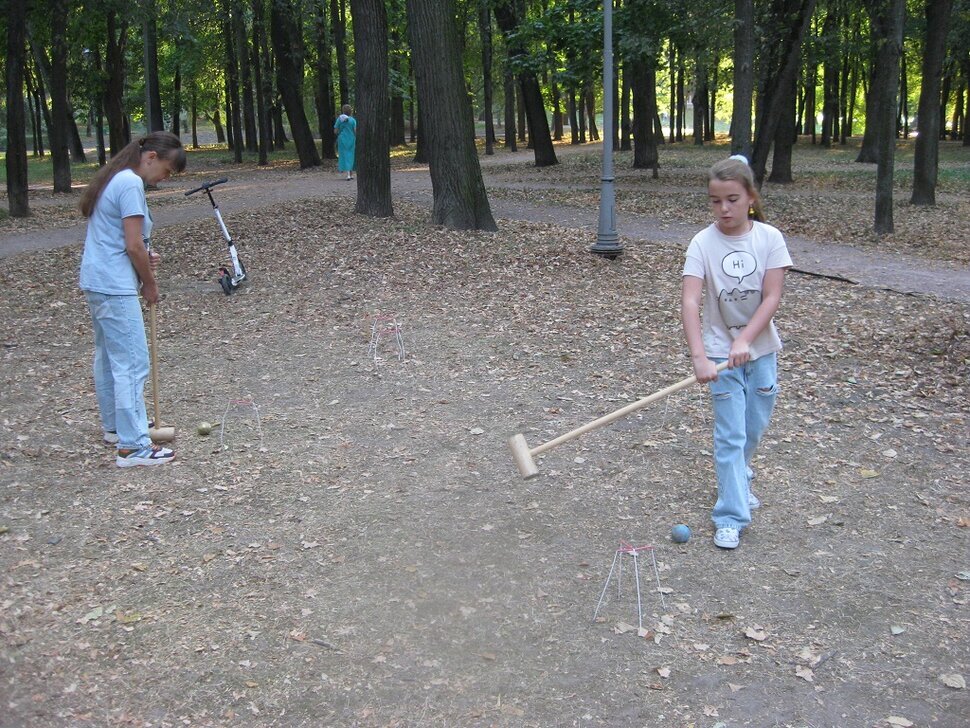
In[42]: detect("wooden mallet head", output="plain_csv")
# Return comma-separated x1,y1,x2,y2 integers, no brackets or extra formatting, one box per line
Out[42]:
508,434,539,478
149,424,175,443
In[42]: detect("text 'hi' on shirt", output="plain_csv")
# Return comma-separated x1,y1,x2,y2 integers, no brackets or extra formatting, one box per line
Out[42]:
79,168,152,296
682,220,793,360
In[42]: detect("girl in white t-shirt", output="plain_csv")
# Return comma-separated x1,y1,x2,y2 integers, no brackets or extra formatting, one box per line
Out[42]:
681,156,793,549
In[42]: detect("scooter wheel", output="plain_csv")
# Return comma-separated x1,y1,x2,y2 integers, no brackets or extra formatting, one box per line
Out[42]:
220,272,234,295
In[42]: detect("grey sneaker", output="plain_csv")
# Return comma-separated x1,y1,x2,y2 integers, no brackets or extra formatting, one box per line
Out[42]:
748,490,761,509
116,444,175,468
104,421,154,445
714,527,740,549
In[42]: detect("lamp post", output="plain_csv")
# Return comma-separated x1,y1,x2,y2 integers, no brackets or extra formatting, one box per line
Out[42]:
589,0,623,259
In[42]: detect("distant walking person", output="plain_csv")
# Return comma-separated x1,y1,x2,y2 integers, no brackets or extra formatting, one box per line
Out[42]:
78,131,186,467
334,105,357,180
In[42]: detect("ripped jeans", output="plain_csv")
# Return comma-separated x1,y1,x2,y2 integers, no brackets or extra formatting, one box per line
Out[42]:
708,352,778,531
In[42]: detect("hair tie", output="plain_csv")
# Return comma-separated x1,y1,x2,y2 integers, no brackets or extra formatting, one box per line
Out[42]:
729,154,749,165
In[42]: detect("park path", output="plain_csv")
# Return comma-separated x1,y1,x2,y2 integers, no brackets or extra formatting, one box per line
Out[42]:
2,149,968,304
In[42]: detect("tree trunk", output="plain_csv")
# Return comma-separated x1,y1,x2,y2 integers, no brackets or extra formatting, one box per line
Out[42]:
586,87,599,141
768,79,797,183
750,0,817,186
495,1,556,165
871,0,905,234
222,1,244,161
312,0,336,160
234,2,258,152
480,1,495,154
191,85,200,148
406,0,496,231
503,66,517,150
271,0,322,168
6,0,30,217
820,9,839,147
212,108,226,143
911,0,953,205
252,0,272,167
170,65,182,137
631,59,659,174
26,67,43,156
692,60,707,145
331,0,349,106
350,0,392,216
105,10,129,155
47,0,71,192
390,28,407,146
144,1,164,132
620,66,631,151
668,44,676,143
676,57,685,141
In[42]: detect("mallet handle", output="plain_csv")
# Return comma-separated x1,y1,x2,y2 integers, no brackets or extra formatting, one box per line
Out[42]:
530,361,729,457
148,304,162,427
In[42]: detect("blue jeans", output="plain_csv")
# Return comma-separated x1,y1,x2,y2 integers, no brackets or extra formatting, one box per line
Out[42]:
709,353,778,530
85,291,151,450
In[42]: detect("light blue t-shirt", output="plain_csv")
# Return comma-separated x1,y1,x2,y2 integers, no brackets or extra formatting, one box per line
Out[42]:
79,169,152,295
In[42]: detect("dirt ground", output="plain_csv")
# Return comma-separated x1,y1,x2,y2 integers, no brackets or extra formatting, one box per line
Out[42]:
1,144,968,727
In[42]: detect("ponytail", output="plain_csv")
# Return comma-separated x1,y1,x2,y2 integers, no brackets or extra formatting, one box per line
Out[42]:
80,131,186,218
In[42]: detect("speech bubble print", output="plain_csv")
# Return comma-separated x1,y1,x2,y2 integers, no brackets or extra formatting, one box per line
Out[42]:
721,251,757,286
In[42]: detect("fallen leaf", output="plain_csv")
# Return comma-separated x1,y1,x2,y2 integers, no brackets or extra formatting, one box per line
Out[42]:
859,468,879,478
718,656,738,665
656,667,671,678
939,673,965,689
885,718,914,727
744,626,767,641
77,606,103,624
890,625,906,635
807,514,830,526
795,665,815,682
468,427,484,435
703,705,719,717
613,621,637,634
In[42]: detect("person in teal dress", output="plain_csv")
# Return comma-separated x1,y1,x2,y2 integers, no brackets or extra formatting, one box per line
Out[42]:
334,105,357,180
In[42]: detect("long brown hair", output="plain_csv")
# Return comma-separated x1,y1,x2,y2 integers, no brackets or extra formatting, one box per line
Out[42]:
709,157,765,222
79,131,187,218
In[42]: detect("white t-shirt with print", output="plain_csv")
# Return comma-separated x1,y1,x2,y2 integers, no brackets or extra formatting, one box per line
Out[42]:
682,221,793,360
79,169,151,296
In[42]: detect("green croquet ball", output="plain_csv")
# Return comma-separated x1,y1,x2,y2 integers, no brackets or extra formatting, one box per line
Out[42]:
671,524,691,543
197,421,213,436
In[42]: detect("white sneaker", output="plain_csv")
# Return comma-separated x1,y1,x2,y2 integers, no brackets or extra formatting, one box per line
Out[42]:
714,527,740,549
104,431,119,445
116,444,175,468
748,491,761,509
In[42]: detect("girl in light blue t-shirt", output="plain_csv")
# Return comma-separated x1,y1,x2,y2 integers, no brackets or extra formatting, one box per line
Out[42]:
78,131,186,468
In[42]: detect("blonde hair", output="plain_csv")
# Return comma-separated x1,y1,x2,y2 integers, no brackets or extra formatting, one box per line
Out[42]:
80,131,187,218
708,157,765,222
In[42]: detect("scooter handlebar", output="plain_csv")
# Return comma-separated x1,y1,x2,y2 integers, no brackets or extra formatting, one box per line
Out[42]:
185,177,229,196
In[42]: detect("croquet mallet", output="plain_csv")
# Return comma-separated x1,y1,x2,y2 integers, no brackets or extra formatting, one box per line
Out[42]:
508,361,729,478
147,303,176,443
